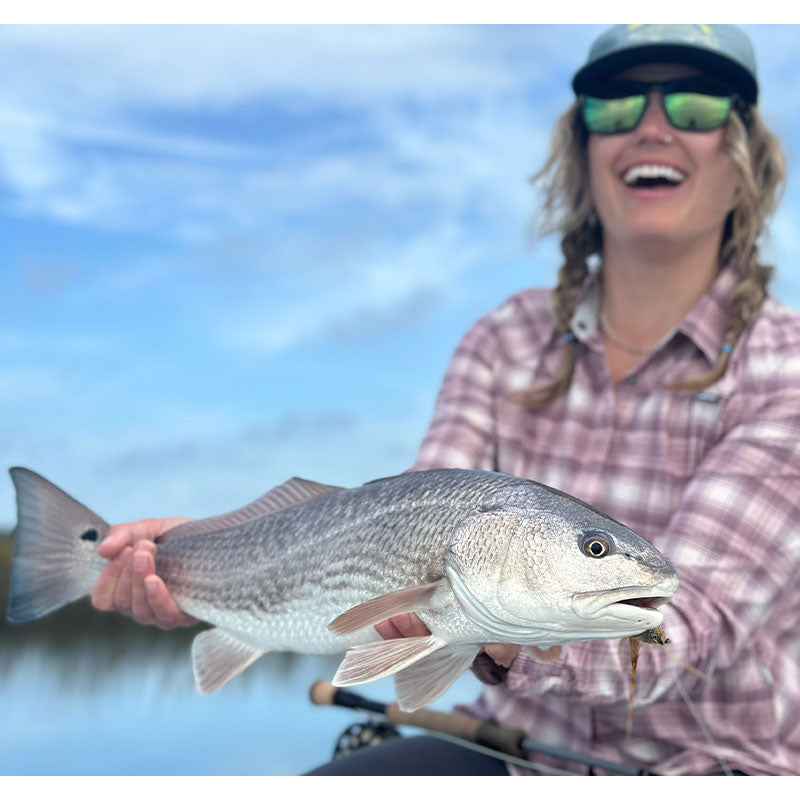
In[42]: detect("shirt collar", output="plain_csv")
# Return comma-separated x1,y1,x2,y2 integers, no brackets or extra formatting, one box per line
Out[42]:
569,274,601,344
678,263,738,365
568,263,738,365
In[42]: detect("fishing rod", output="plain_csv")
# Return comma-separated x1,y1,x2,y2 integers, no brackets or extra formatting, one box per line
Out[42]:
309,681,651,776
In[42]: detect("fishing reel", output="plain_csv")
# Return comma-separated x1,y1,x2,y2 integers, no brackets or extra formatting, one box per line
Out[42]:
333,718,402,759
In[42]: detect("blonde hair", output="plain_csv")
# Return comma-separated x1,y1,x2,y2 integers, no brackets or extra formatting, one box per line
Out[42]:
519,100,786,407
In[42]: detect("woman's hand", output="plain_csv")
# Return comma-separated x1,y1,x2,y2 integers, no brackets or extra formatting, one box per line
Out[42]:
91,518,199,629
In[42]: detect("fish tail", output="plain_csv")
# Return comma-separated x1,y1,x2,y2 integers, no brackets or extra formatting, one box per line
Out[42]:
6,467,109,622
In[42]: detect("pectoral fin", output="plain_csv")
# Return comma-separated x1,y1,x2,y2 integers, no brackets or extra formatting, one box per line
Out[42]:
328,580,447,635
191,628,266,694
332,635,445,686
393,643,482,711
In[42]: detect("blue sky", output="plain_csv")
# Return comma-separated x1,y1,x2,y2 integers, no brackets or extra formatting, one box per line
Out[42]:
2,24,800,527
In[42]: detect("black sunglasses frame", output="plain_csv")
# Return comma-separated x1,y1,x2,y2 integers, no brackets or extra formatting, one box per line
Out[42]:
580,77,751,136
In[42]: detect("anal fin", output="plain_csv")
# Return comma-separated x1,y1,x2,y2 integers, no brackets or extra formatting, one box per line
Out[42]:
191,628,266,694
393,643,481,711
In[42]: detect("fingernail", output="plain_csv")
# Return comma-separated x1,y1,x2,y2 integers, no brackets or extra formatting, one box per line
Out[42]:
133,553,148,572
144,577,157,593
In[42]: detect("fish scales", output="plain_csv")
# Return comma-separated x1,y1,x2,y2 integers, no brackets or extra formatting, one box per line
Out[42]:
155,470,516,651
6,466,679,709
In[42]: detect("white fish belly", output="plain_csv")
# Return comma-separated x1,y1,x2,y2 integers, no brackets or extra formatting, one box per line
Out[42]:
176,588,385,654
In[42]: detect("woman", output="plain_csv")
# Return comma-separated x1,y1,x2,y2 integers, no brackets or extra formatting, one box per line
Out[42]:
92,25,799,775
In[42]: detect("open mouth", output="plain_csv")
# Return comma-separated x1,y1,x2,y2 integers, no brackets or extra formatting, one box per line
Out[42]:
621,164,687,189
617,596,667,609
573,582,677,626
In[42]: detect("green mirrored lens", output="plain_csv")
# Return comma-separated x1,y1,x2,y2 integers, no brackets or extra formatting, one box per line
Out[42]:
664,92,732,130
583,95,646,134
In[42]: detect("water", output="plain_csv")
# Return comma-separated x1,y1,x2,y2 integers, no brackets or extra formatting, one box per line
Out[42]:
0,632,485,775
0,535,485,776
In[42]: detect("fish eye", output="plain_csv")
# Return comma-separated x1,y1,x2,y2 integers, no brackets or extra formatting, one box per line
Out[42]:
581,531,612,558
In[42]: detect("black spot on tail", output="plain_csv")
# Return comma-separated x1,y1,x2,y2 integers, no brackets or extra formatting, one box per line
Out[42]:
81,529,98,541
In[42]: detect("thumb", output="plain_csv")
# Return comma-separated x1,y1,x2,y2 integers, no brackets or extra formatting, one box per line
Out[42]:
483,643,520,667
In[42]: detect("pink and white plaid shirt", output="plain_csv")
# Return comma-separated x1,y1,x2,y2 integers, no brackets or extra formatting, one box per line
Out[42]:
413,265,800,775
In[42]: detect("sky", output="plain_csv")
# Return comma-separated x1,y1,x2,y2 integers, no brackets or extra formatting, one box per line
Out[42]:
2,23,800,528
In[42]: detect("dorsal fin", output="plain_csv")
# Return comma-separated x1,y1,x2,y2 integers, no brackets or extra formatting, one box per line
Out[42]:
159,477,344,541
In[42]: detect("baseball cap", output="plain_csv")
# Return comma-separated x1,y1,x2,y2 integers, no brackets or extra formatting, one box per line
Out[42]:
572,24,758,104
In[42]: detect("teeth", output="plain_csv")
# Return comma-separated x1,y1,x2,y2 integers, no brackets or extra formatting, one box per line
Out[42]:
622,164,686,185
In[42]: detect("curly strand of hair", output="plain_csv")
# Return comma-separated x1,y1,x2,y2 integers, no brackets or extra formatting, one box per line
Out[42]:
667,108,784,392
516,224,595,407
515,105,599,408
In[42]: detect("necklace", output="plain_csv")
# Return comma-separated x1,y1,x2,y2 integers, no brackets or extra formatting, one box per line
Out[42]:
599,308,674,356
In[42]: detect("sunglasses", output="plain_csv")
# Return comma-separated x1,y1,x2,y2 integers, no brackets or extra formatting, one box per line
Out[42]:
581,77,741,135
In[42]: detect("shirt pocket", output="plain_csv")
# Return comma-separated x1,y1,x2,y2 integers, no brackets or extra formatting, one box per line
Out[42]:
672,390,728,475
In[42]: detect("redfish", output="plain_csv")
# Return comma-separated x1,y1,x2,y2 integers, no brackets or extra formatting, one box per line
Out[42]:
6,467,678,711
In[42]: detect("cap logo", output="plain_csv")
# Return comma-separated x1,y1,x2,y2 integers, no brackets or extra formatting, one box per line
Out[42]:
627,24,714,36
624,24,719,47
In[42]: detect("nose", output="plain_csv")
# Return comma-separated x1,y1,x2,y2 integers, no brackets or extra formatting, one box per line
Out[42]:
633,91,673,143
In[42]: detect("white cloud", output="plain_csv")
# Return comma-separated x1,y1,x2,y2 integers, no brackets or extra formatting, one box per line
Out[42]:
218,222,483,353
0,403,428,527
0,28,556,237
0,25,519,110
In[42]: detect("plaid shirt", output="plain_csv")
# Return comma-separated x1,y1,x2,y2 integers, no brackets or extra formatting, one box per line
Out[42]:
413,265,800,775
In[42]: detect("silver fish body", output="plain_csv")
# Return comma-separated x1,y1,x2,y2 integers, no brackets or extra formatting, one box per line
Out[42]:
6,467,679,710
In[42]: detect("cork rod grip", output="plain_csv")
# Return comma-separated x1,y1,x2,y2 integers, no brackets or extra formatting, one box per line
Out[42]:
309,681,525,757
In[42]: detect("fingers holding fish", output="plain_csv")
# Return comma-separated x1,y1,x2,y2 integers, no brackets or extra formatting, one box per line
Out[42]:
108,540,197,629
523,645,562,663
130,543,159,624
90,545,132,612
92,521,198,629
133,543,197,629
474,643,564,670
142,575,198,629
97,517,194,559
375,618,541,670
483,643,520,667
375,613,431,640
111,546,135,614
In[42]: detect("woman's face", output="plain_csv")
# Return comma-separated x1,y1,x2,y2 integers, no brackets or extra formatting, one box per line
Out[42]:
587,63,740,255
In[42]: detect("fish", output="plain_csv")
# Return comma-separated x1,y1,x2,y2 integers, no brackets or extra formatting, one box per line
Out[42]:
6,467,679,711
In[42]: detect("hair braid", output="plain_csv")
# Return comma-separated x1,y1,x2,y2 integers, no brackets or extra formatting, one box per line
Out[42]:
516,234,589,406
518,105,598,407
668,107,784,391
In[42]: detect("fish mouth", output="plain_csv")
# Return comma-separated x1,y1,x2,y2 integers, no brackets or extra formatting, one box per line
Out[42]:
572,580,678,628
